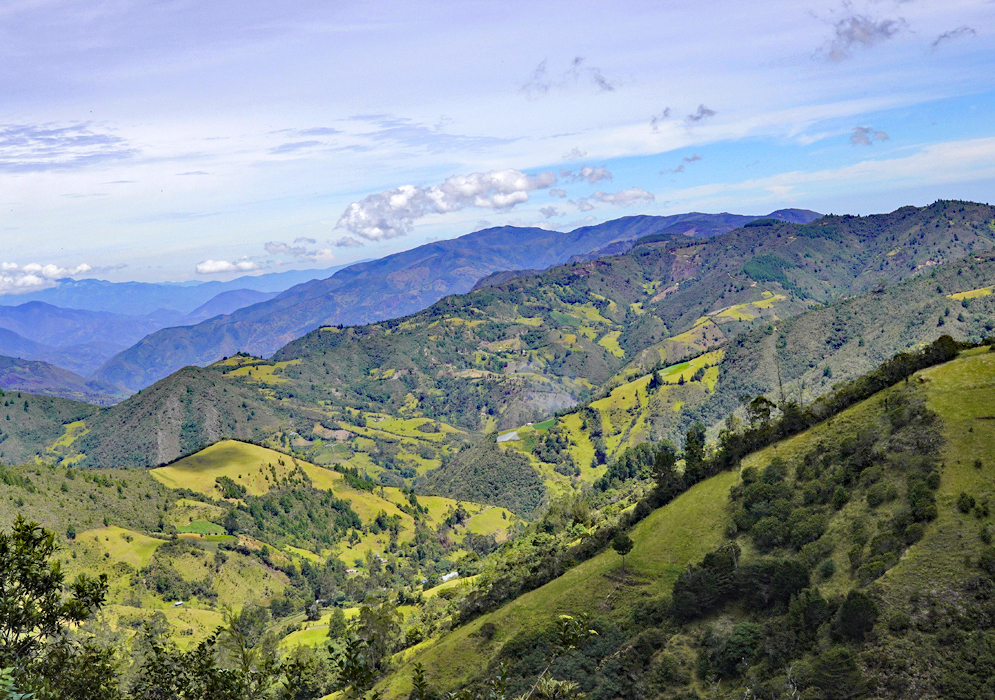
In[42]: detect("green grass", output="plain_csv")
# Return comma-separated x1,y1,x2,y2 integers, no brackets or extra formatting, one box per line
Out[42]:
380,468,738,696
151,440,305,497
882,350,995,597
177,520,225,535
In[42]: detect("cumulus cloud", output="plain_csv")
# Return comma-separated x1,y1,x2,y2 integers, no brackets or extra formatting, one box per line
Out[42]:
195,259,260,274
335,169,558,241
539,206,561,218
821,13,904,62
850,126,889,146
549,188,568,198
561,165,612,185
650,108,671,132
573,198,595,212
333,236,365,247
593,187,655,206
521,56,619,99
0,261,92,294
562,147,587,161
686,105,717,124
931,26,976,51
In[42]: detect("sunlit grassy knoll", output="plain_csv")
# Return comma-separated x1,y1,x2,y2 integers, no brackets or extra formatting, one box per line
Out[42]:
947,284,994,300
381,469,738,697
558,412,598,480
278,606,360,650
422,575,479,600
226,359,300,384
151,440,303,497
177,520,225,535
69,526,164,571
463,507,514,541
104,603,226,650
285,544,324,563
597,331,625,358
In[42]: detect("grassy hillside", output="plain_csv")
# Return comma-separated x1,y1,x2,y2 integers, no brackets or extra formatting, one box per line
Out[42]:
371,345,995,699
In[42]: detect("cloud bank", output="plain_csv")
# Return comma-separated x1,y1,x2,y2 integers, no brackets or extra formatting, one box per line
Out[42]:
0,261,92,294
336,169,558,241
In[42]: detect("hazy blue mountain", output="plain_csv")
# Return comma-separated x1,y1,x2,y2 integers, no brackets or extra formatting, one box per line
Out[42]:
92,211,811,391
0,261,362,316
0,327,125,377
181,289,278,324
0,354,125,405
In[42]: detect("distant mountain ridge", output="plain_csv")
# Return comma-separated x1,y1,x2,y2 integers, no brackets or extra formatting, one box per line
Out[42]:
0,261,361,316
0,355,126,405
91,209,822,392
6,200,986,471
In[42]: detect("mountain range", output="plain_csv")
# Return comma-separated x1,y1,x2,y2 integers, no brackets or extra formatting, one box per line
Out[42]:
2,200,990,474
88,209,819,392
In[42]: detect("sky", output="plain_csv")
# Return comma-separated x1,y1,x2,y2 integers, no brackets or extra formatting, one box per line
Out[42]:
1,0,993,293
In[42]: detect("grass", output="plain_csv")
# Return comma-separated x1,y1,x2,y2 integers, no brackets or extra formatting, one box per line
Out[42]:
380,468,738,697
177,520,225,535
597,331,625,358
947,285,994,300
151,440,304,497
882,349,995,597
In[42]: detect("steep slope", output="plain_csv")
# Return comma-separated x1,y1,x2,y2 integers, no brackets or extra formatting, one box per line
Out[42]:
378,346,995,699
92,211,819,391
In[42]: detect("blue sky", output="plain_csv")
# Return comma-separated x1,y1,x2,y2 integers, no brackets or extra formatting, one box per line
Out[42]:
0,0,993,291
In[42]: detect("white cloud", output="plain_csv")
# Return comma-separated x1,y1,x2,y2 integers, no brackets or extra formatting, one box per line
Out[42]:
0,261,92,294
195,259,260,274
264,237,335,261
333,236,364,247
539,206,561,218
562,165,612,185
593,187,655,206
336,169,558,241
573,198,595,212
549,188,567,198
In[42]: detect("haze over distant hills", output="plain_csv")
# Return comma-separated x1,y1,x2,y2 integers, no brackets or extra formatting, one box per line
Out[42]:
89,209,819,392
0,262,360,316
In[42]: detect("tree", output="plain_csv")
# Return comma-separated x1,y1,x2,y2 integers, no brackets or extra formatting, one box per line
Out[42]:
652,442,679,500
0,517,109,691
683,423,707,484
327,608,348,640
611,533,634,574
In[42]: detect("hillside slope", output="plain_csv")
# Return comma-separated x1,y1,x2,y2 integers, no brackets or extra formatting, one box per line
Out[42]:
377,346,995,699
92,211,820,391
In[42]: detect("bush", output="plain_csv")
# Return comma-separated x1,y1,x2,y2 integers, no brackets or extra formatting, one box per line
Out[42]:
958,492,977,514
818,559,836,580
833,589,878,642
